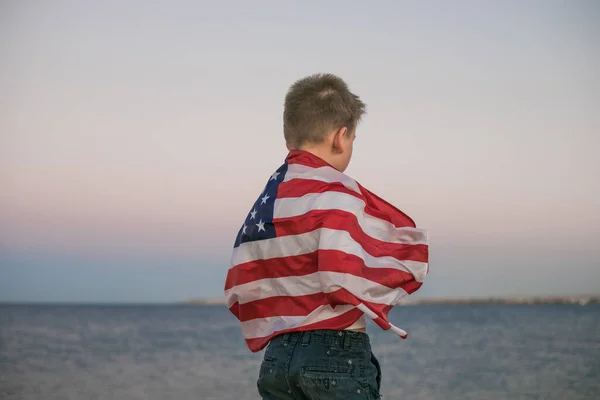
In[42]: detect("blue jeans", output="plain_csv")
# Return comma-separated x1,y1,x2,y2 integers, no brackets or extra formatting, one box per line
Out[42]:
257,330,382,399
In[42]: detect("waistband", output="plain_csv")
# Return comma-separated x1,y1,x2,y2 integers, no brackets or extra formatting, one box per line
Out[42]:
271,329,371,350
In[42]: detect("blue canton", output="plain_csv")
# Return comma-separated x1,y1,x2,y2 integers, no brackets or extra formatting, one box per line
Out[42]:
234,163,288,248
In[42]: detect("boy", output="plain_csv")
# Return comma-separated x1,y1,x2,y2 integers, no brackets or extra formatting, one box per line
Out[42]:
224,73,429,399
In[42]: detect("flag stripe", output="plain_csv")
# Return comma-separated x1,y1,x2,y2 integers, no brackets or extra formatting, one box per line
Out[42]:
229,292,330,322
278,176,422,235
274,191,428,245
357,182,417,228
240,304,359,340
283,163,361,194
224,252,317,289
278,177,417,230
226,270,408,309
285,153,331,169
277,178,361,200
224,249,421,292
244,307,364,351
231,228,428,283
274,210,428,262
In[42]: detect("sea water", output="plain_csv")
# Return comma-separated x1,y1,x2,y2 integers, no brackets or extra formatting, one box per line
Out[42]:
1,303,598,399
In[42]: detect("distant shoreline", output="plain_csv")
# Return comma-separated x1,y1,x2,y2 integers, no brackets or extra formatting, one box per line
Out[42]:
1,295,597,307
182,295,600,306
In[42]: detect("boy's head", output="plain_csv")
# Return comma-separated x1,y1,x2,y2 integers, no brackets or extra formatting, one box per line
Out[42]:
284,73,366,172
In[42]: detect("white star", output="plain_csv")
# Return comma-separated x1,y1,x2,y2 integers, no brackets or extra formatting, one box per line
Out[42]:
270,171,280,181
260,194,270,204
249,209,257,220
256,219,265,232
242,224,247,235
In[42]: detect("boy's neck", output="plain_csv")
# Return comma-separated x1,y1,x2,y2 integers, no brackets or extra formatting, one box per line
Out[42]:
295,145,334,167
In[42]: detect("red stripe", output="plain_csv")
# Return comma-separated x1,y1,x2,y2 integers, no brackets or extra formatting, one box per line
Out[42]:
232,287,409,325
225,249,420,292
372,315,392,330
224,252,318,290
230,292,330,322
365,302,394,319
277,178,361,200
326,288,361,308
277,178,415,232
318,250,422,292
285,150,331,169
327,289,404,333
358,182,416,228
244,307,364,352
274,210,428,262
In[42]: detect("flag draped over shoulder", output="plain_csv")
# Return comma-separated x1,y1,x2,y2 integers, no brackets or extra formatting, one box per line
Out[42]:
224,150,429,352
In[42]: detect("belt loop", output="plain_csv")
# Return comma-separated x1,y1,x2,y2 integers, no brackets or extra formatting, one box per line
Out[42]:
282,333,290,346
343,331,351,349
301,331,311,347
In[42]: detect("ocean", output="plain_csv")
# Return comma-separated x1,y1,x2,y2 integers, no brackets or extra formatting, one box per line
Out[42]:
0,303,598,399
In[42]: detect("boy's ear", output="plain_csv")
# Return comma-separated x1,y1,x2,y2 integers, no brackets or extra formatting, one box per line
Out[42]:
332,126,348,154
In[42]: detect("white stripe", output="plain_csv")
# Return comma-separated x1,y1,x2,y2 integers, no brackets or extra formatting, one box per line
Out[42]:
389,324,408,338
225,271,406,308
284,163,361,194
355,303,407,337
321,271,406,304
356,303,378,319
225,272,321,308
231,228,428,282
241,304,357,339
274,191,428,245
231,229,320,265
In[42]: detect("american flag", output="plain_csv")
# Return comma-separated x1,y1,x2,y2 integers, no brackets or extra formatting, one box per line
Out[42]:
224,150,429,352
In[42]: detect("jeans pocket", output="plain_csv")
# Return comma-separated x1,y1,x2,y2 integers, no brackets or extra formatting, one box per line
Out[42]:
300,366,371,399
258,358,277,379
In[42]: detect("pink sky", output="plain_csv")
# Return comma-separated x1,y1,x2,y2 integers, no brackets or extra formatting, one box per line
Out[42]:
1,1,599,302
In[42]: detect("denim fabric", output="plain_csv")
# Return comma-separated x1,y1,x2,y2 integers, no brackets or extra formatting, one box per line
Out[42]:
257,330,382,400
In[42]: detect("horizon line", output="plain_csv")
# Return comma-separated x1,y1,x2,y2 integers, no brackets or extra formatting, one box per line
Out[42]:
2,293,599,306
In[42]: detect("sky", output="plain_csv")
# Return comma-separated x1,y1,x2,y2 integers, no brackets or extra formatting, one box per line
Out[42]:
1,0,599,303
